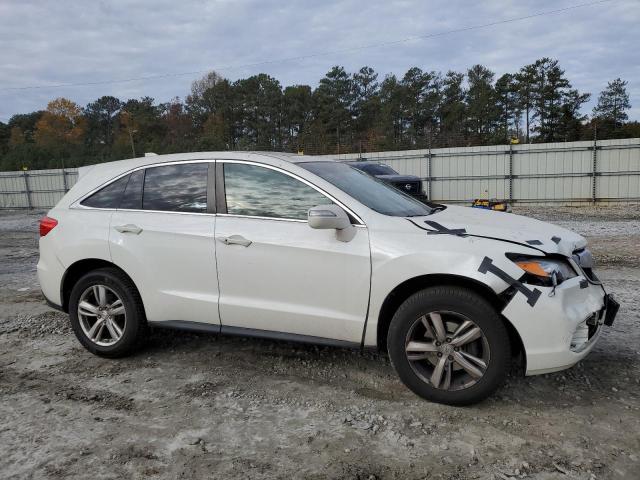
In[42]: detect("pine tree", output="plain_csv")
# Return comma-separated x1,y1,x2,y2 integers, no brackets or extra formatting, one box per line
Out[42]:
593,78,631,127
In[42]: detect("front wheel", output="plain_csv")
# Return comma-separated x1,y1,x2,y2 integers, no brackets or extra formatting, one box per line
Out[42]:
387,286,511,406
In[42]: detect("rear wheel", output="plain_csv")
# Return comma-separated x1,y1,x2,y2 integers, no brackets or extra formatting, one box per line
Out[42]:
69,268,146,358
387,286,510,406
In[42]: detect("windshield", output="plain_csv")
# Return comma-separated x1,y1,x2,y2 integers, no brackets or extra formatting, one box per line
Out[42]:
355,163,398,176
301,162,433,217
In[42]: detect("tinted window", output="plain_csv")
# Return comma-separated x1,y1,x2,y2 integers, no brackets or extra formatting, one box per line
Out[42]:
81,175,130,208
357,164,398,175
301,162,433,217
119,170,144,210
223,163,330,220
143,163,208,213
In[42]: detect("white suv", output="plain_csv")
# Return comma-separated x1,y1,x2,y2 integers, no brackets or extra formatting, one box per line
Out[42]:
37,152,618,405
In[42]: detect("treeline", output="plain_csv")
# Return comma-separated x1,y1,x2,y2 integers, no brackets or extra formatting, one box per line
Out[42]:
0,58,636,171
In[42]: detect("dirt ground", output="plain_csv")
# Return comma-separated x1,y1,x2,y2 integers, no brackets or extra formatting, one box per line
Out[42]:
1,206,639,480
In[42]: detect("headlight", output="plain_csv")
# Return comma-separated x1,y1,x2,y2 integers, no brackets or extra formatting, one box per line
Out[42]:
507,254,577,287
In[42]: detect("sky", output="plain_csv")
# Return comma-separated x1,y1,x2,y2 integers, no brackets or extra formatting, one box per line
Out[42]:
1,0,639,122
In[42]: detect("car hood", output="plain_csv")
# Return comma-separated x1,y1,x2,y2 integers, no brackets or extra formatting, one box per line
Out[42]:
408,205,586,256
376,174,422,182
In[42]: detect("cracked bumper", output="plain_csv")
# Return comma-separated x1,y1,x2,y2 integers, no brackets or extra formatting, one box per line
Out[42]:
502,275,609,376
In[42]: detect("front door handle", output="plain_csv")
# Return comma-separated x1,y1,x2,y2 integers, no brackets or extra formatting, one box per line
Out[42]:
219,234,252,247
114,224,143,235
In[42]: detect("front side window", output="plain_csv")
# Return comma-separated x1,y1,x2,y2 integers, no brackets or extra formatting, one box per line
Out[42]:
223,163,330,220
301,161,433,217
143,163,208,213
81,174,130,209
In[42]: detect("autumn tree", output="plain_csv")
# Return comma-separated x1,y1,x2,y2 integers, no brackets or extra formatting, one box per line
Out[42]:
34,98,86,151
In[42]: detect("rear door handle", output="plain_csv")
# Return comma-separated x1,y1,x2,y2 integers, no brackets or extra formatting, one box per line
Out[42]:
219,235,252,247
114,224,143,235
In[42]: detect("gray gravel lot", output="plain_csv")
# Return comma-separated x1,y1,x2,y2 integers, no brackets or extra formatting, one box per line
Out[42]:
1,206,639,479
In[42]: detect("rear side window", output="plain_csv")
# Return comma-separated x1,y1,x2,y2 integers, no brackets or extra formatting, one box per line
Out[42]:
142,163,208,213
120,170,144,210
81,175,130,209
223,163,330,220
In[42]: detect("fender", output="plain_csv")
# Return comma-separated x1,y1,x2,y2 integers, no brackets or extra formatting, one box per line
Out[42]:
362,229,540,347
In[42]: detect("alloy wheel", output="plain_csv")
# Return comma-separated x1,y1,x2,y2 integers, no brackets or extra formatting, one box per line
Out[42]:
404,311,490,391
77,285,127,346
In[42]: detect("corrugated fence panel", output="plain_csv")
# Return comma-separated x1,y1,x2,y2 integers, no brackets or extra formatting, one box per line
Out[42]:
596,138,640,200
0,168,78,208
1,140,639,208
513,142,593,202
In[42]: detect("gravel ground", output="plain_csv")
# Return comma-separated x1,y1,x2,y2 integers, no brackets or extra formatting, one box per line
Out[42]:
1,206,639,480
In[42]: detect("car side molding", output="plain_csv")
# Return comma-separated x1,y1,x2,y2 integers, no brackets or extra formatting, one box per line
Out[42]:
148,320,361,350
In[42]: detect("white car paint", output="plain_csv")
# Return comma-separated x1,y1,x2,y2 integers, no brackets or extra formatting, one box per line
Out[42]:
38,151,611,376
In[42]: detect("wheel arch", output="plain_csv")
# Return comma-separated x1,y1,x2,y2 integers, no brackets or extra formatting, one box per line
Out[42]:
375,273,525,369
60,258,145,316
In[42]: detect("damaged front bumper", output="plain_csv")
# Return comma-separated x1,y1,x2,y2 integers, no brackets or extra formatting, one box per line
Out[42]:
502,274,616,376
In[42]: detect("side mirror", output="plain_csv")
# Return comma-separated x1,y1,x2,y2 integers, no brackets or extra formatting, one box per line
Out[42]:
308,204,356,242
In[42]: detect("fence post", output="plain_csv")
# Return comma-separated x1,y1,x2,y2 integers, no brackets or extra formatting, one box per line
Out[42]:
591,134,598,204
508,143,514,202
23,171,32,209
426,148,432,201
62,168,69,192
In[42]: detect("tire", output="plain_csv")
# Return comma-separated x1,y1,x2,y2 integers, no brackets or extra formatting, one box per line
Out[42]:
69,267,147,358
387,286,510,406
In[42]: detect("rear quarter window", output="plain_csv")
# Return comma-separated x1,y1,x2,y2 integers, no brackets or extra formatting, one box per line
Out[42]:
80,174,130,209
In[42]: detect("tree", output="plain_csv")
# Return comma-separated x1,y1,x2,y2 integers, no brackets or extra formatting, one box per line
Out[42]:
515,63,537,143
466,65,497,141
34,98,86,150
557,89,590,141
84,96,122,148
494,73,520,142
282,85,313,151
116,97,164,157
7,111,44,143
0,122,9,154
314,66,353,152
161,98,193,151
186,71,225,129
234,74,283,149
378,74,405,149
351,66,380,146
593,78,631,126
400,67,441,147
438,71,466,146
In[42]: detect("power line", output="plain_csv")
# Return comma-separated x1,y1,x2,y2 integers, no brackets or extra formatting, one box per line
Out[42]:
0,0,615,93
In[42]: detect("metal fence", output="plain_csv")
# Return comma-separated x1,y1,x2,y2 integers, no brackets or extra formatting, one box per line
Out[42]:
1,138,639,209
320,137,640,205
0,168,78,209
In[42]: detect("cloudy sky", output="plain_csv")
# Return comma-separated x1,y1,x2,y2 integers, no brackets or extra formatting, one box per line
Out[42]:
0,0,638,121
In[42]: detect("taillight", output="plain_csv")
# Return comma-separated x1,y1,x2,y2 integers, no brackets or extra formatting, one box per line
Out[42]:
40,216,58,237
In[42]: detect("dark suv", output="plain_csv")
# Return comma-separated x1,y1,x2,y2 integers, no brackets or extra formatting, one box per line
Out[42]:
347,161,425,198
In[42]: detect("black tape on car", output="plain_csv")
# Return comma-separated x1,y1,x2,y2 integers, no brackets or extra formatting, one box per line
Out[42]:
551,236,561,244
478,256,542,307
526,240,543,245
424,220,467,237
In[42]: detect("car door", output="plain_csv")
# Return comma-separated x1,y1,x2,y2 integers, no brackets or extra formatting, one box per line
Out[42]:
109,161,220,326
214,160,371,344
